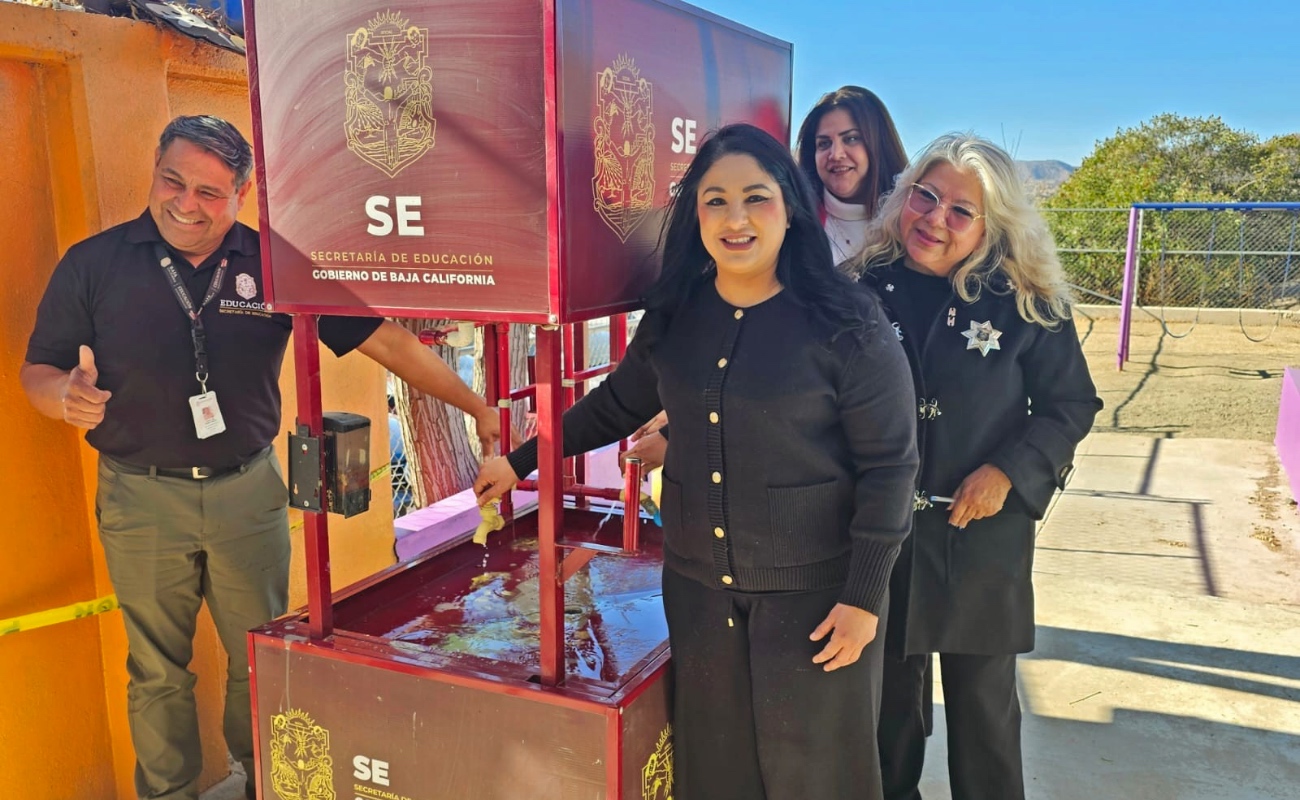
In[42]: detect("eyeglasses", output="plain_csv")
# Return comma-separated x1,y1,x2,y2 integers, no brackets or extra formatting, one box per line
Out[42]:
906,184,985,232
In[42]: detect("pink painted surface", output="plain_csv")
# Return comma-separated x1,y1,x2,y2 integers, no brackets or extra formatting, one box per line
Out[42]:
1277,367,1300,513
395,445,625,560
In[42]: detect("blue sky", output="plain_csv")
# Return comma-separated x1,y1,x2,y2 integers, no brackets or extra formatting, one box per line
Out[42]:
692,0,1300,166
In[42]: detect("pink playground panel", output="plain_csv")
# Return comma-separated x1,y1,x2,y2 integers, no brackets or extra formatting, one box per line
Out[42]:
394,445,626,561
1278,367,1300,514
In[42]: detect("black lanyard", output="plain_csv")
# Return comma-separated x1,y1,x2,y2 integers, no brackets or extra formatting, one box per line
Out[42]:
154,244,227,394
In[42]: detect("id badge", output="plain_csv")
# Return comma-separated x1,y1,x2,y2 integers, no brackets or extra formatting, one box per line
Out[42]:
189,391,227,439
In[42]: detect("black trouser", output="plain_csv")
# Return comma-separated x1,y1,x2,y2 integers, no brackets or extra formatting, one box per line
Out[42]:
879,652,1024,800
662,567,888,800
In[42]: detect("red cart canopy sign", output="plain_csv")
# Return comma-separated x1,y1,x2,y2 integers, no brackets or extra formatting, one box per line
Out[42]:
247,0,791,323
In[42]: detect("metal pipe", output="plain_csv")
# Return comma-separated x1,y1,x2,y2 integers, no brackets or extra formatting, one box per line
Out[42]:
494,323,515,518
292,314,332,638
1130,202,1300,211
516,479,622,503
622,457,643,554
611,314,629,450
534,327,565,687
569,363,616,382
1117,206,1141,370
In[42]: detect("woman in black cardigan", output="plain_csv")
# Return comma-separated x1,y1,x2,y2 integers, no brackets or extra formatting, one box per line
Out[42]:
851,133,1102,800
475,124,919,799
626,85,908,468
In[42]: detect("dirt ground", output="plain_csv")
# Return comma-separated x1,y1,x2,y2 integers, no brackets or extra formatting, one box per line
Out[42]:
1076,310,1300,441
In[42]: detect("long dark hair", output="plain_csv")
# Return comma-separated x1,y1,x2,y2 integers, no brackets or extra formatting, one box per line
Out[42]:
795,86,907,216
644,123,874,342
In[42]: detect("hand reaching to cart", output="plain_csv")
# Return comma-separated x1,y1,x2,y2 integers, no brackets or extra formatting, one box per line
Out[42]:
471,407,525,456
472,407,504,455
618,411,669,471
810,603,879,672
619,431,667,472
474,456,520,506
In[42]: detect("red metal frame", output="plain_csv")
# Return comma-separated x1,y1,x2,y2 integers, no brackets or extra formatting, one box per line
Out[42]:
517,480,619,502
266,497,669,693
534,327,565,685
242,1,797,793
251,624,672,712
245,0,275,315
260,304,585,325
479,315,639,686
611,314,630,451
543,0,564,323
245,10,268,794
292,315,332,639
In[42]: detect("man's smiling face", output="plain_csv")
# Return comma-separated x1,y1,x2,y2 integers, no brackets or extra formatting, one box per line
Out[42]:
148,138,251,266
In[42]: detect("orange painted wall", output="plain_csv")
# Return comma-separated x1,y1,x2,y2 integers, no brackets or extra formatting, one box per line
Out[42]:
0,6,399,798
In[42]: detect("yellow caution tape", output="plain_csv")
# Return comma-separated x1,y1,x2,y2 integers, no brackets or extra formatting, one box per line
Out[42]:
0,594,119,637
0,466,407,635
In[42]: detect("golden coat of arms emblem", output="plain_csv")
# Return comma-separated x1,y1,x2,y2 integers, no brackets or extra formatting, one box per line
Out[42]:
593,55,656,242
269,709,336,800
345,11,436,178
641,723,674,800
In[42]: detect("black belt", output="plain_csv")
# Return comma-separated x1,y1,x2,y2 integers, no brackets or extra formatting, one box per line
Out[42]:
152,464,242,480
107,448,270,480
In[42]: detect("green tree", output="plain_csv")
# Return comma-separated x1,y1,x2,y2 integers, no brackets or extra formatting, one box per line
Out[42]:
1049,114,1259,208
1241,133,1300,201
1045,115,1300,306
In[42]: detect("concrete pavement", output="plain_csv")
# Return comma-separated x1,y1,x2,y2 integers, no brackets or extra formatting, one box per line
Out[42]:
921,432,1300,799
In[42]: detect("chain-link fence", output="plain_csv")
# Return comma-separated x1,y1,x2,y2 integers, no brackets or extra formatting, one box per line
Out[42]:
389,434,419,518
1042,208,1132,304
1045,205,1300,311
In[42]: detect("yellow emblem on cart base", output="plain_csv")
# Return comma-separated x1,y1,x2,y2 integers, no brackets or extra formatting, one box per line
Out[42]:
641,723,674,799
269,709,336,800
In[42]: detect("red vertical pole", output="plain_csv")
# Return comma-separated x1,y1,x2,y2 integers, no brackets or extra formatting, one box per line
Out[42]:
611,313,628,361
492,322,514,518
562,324,578,492
292,315,332,638
611,314,630,449
572,322,588,502
483,323,500,415
535,326,565,686
622,457,642,554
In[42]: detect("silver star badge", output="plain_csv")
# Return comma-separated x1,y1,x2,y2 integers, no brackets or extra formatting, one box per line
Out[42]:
961,320,1002,356
885,283,895,292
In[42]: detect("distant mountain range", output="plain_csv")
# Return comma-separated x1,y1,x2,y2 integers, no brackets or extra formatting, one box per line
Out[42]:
1016,160,1077,201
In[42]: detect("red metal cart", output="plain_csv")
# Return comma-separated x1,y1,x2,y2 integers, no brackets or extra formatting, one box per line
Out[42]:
243,0,790,796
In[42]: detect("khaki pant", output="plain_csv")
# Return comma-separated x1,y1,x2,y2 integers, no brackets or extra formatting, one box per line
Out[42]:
97,450,290,800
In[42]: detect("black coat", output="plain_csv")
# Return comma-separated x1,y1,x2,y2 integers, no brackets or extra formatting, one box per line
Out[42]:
861,261,1102,655
508,283,919,614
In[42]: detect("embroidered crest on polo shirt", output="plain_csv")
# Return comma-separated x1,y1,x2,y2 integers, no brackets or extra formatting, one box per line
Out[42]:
235,273,258,300
220,274,270,316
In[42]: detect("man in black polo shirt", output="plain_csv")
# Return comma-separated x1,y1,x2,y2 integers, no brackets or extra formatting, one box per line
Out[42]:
20,116,498,800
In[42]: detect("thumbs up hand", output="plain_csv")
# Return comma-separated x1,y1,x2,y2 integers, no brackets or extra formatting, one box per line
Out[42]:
62,345,112,430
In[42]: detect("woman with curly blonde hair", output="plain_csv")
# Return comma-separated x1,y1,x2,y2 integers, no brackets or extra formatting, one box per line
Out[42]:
852,133,1102,800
